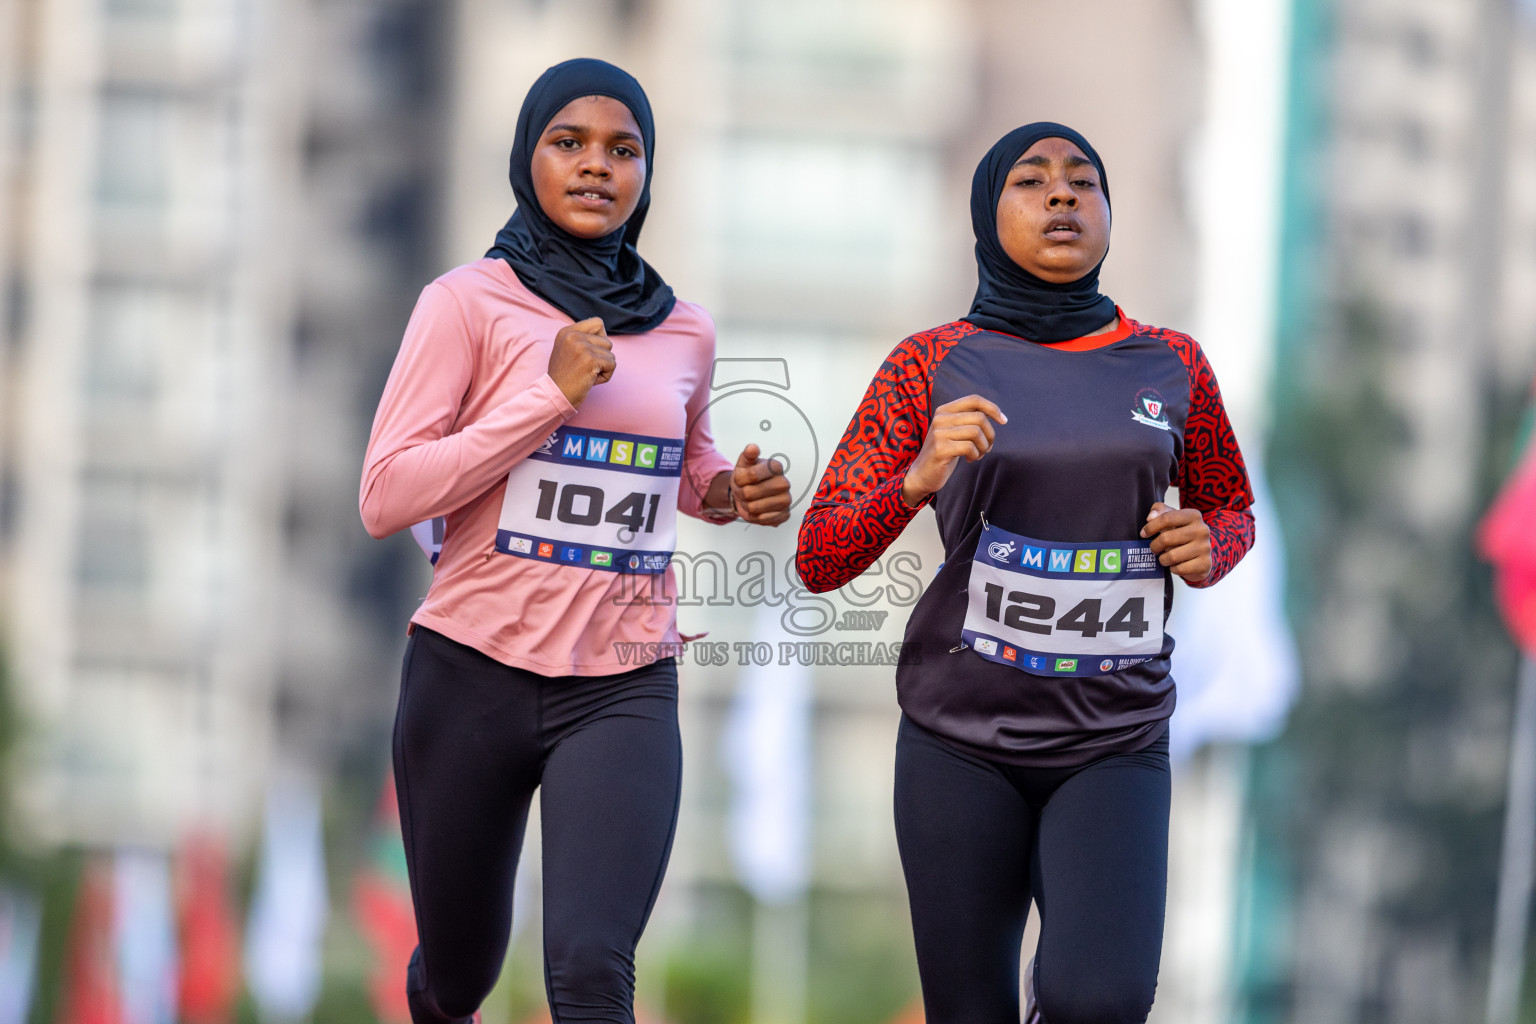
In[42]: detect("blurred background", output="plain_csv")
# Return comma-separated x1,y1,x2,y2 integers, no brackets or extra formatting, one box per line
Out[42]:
0,0,1534,1022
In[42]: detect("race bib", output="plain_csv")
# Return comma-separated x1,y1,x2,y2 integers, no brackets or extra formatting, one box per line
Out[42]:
496,425,684,573
961,521,1167,677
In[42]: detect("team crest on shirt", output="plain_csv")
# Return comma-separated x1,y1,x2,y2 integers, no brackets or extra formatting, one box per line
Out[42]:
1132,388,1172,431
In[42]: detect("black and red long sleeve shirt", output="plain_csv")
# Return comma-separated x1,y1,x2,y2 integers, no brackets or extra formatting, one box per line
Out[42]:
795,312,1255,767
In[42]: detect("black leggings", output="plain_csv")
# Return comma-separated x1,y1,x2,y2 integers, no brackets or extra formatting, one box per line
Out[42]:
394,627,682,1024
894,716,1170,1024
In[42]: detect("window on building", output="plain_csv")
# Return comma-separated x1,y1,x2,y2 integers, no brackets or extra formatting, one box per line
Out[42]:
97,90,170,209
87,284,166,401
721,138,939,287
733,0,910,64
76,472,148,589
103,0,176,18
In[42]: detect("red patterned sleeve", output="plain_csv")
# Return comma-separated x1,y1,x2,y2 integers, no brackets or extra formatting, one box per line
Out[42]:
795,321,977,593
1153,329,1256,588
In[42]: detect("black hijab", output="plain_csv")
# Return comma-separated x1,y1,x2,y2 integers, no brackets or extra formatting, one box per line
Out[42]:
964,122,1117,343
486,59,676,335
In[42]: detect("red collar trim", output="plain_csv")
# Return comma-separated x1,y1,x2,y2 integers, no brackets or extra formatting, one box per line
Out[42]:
1036,307,1133,351
972,307,1134,350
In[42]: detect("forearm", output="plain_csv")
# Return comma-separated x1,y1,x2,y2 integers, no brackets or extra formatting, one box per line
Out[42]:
795,475,922,593
793,325,963,592
360,373,574,538
899,472,933,509
694,469,736,523
1183,507,1255,588
706,470,731,507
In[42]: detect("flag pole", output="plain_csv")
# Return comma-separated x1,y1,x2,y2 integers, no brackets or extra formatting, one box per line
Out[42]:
1486,655,1536,1024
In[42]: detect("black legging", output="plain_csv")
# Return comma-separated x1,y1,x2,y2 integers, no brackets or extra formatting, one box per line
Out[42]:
894,715,1170,1024
394,627,682,1024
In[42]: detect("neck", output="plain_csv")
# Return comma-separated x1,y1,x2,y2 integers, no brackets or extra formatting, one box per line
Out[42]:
1086,314,1120,336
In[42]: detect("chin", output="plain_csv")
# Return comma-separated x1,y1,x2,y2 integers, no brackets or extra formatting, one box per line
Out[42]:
1033,264,1093,284
560,218,618,239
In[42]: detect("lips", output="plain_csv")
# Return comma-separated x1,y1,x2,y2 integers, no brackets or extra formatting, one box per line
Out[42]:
1045,214,1081,239
569,185,614,205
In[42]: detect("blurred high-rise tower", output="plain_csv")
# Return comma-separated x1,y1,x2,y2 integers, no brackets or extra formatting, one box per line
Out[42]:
0,0,449,846
0,0,302,845
1257,0,1536,1020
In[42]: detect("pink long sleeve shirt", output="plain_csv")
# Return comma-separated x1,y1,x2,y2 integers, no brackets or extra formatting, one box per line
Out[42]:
360,258,734,675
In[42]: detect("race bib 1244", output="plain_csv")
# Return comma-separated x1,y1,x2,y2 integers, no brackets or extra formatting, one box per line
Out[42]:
961,522,1167,677
496,425,684,574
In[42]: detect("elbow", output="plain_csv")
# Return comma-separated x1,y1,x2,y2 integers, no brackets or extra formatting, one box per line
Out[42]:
359,506,394,540
358,490,401,540
793,517,854,594
358,464,411,539
793,547,843,595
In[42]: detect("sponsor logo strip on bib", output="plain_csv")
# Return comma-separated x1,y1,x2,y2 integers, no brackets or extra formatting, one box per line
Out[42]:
496,426,684,574
961,522,1166,677
525,425,685,477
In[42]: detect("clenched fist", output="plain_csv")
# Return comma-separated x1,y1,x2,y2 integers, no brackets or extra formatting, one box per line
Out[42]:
729,444,792,526
900,395,1008,508
703,444,792,526
548,317,616,407
1140,502,1211,583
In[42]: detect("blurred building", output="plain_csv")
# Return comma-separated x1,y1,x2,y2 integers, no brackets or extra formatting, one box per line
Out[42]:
0,0,299,846
275,0,447,794
0,0,446,847
1255,0,1536,1021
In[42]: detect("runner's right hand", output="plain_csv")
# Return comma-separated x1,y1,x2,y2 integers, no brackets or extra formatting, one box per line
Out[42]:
548,318,615,407
900,395,1008,508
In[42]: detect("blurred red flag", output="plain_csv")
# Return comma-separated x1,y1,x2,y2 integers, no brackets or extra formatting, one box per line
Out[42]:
175,835,241,1024
57,857,119,1024
353,772,417,1024
1479,380,1536,654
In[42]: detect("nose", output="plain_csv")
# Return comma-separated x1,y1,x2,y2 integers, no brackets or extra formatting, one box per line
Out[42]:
1046,181,1077,208
577,147,611,178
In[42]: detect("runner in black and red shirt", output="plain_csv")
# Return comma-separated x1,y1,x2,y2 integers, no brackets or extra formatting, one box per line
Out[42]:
796,123,1254,1024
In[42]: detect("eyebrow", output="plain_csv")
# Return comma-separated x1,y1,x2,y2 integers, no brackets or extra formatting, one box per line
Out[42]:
1011,154,1095,171
543,123,643,144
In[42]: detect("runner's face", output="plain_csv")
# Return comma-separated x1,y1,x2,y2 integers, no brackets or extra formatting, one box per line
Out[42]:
530,96,647,239
995,137,1110,284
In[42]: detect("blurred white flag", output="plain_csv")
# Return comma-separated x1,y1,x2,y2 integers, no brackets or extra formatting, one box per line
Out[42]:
114,850,178,1024
0,887,40,1024
721,606,812,904
244,771,329,1022
1167,464,1299,761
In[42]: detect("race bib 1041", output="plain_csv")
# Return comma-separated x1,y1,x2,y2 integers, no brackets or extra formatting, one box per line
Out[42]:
496,425,685,574
961,521,1167,677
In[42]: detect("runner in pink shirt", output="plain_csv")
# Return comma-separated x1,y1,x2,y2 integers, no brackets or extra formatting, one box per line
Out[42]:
360,58,790,1024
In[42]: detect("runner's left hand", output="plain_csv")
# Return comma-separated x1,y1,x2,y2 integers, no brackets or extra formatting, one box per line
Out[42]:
729,444,791,526
1141,502,1210,583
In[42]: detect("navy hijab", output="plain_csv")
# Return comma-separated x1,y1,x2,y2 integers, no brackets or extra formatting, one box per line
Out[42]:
486,59,676,335
964,122,1117,343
